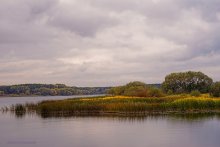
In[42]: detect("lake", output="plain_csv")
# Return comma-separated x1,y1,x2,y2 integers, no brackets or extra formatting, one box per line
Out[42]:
1,96,220,147
0,95,102,108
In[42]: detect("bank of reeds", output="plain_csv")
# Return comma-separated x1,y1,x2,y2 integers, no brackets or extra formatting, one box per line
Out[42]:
12,95,219,115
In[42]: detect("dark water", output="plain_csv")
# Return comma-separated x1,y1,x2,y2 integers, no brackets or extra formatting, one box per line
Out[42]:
0,97,220,147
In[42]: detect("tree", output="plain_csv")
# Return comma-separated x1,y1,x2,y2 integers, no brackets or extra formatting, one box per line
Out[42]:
210,82,220,97
162,71,213,94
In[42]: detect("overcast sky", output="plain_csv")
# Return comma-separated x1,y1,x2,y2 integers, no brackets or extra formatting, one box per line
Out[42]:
0,0,220,86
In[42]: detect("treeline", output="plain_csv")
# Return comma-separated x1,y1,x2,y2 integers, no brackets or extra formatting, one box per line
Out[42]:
1,71,220,97
108,71,220,97
0,84,110,96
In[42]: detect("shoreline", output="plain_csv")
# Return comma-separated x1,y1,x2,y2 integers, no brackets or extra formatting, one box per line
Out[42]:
0,94,106,98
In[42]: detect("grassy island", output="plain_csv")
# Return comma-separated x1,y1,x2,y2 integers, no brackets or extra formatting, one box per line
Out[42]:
10,94,220,116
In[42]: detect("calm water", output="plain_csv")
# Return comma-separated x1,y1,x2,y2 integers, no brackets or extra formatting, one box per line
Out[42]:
0,95,101,108
0,97,220,147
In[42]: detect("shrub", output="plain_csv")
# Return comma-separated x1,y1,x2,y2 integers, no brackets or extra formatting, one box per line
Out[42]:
210,82,220,97
124,86,148,97
108,81,147,96
147,88,164,97
167,90,173,95
108,86,125,95
190,90,201,97
108,81,164,97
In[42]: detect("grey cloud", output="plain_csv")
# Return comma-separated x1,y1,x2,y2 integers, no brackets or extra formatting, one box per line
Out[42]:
177,0,220,21
0,0,220,86
28,0,58,15
0,0,58,44
47,1,118,36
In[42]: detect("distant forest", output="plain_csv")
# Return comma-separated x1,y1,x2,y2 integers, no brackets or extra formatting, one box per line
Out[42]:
0,83,161,97
0,84,111,96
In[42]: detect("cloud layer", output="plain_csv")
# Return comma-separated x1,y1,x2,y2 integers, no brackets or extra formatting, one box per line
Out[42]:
1,0,220,86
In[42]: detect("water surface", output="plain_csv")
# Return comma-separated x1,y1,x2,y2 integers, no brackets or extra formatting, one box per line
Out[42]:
0,113,220,147
0,96,220,147
0,95,100,108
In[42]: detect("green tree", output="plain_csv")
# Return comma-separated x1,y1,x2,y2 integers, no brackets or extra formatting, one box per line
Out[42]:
162,71,213,94
210,82,220,97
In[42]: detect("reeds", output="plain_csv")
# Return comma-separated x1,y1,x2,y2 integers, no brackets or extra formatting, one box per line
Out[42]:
10,95,220,115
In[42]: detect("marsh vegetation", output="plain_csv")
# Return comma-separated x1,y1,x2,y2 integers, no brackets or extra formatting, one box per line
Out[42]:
8,94,220,117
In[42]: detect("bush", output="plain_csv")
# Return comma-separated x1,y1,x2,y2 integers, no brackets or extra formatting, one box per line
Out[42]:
124,86,148,97
190,90,201,97
167,90,173,95
108,81,164,97
147,88,164,97
108,81,147,96
108,86,125,95
210,82,220,97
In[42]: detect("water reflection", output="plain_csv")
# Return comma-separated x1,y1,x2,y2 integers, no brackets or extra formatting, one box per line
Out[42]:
9,110,220,122
171,113,220,121
14,111,26,118
1,111,220,147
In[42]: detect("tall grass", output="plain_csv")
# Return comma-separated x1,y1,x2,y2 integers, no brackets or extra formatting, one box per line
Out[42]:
10,95,220,115
167,98,220,111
